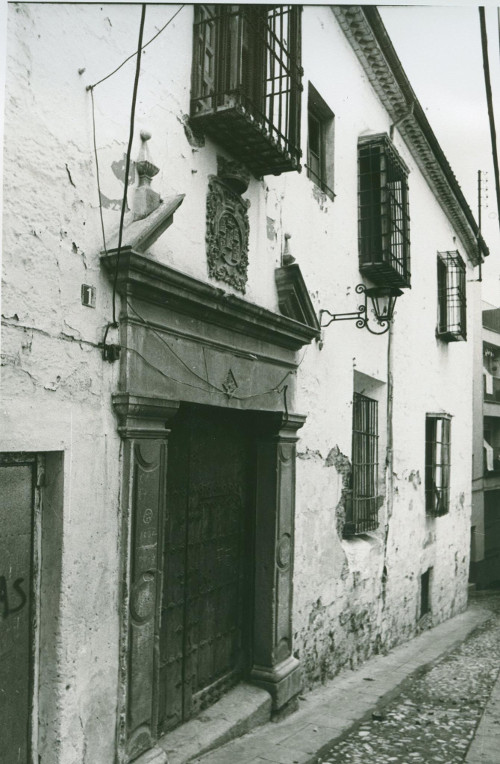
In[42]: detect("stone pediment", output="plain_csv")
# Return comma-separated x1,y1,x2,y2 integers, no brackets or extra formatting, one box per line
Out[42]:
275,263,320,332
105,194,185,254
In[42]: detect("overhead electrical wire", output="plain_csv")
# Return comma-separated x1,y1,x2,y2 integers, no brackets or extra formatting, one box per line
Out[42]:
88,4,186,335
2,317,302,412
86,2,298,420
88,5,185,91
126,299,303,402
479,7,500,236
108,3,147,326
90,87,108,259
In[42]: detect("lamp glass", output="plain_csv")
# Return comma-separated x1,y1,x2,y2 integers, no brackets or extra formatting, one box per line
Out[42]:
365,286,403,323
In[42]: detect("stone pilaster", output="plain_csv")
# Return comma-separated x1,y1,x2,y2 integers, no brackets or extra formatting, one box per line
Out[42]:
113,394,179,763
251,413,305,711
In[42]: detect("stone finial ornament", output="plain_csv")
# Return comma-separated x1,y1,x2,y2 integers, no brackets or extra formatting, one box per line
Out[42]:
282,233,296,265
133,130,161,221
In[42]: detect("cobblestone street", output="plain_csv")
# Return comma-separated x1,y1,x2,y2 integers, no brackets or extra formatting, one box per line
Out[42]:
320,593,500,764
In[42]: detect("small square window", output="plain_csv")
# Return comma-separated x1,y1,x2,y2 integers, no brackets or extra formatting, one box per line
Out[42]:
307,83,335,200
344,393,379,536
437,251,467,341
425,414,451,516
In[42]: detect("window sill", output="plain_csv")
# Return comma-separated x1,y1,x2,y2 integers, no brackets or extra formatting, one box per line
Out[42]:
305,166,335,201
425,509,450,518
341,533,383,554
436,330,467,342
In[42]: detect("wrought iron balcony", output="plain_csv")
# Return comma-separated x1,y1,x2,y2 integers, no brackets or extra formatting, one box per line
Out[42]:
190,5,302,177
358,134,411,288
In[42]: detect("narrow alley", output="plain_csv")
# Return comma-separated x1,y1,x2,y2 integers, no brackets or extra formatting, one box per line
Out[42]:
194,592,500,764
320,592,500,764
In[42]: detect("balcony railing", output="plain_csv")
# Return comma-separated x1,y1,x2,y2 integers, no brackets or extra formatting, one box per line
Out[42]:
190,5,302,177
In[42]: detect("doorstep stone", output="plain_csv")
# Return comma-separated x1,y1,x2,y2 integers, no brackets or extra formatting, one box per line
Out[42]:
146,682,272,764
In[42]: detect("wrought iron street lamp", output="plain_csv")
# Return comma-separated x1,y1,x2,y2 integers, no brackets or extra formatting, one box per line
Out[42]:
319,284,403,335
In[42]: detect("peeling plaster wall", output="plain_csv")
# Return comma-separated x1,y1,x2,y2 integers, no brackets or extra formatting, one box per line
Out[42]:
2,3,477,760
2,5,123,763
289,6,475,687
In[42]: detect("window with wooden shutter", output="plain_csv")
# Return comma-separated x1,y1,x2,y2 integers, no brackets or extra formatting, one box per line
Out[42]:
307,83,335,199
437,250,467,341
425,414,451,516
190,5,303,177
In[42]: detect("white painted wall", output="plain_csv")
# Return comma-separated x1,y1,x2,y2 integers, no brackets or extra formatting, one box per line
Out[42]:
1,3,478,760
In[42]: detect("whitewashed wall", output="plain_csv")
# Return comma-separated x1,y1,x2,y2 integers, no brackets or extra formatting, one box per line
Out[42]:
2,4,476,761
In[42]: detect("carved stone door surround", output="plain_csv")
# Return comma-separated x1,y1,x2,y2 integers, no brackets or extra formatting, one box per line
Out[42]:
102,250,318,761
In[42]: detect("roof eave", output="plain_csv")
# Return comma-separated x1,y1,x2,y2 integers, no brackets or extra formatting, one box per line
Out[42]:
332,5,489,265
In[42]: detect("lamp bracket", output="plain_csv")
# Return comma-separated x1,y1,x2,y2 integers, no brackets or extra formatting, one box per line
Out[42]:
319,283,393,335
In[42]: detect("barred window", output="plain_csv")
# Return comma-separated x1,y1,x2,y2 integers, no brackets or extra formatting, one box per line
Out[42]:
437,251,467,341
344,393,379,536
425,415,451,516
191,5,302,177
307,83,335,199
358,134,411,288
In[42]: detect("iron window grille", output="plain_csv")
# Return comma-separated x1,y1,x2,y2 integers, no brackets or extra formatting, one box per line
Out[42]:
306,83,335,199
436,251,467,341
190,5,302,177
358,134,411,288
344,393,379,536
425,414,451,517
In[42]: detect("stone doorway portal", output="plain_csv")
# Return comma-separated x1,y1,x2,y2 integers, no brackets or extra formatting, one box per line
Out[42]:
158,405,255,733
106,250,319,762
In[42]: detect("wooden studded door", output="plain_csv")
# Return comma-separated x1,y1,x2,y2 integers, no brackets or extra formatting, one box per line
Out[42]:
158,406,254,733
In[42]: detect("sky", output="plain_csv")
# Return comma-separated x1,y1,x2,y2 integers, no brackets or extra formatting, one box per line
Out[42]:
379,4,500,304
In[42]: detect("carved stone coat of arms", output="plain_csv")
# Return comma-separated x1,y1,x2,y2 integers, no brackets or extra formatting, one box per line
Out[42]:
206,174,250,293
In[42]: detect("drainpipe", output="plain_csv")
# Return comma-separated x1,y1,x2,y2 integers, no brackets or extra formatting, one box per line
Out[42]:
386,324,394,521
382,322,395,613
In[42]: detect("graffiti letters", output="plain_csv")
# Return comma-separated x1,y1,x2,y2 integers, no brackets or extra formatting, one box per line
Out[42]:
0,576,27,617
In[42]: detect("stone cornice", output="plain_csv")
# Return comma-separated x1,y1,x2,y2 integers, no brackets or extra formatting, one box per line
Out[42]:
332,5,488,265
101,248,320,350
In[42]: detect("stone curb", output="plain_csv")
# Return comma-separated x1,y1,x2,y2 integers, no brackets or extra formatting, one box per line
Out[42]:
196,601,492,764
464,661,500,763
302,604,494,764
